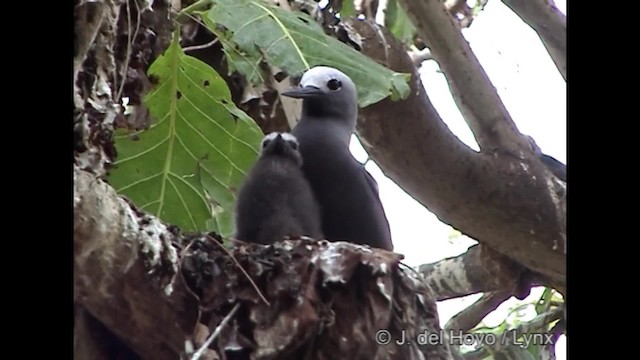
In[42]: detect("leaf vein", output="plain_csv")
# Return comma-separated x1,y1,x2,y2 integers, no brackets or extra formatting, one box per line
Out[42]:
113,135,171,164
173,132,233,192
166,175,198,229
168,171,211,214
115,171,163,192
174,106,247,176
252,1,309,70
177,66,258,151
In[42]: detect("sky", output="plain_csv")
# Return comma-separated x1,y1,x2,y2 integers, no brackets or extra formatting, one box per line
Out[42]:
347,0,567,358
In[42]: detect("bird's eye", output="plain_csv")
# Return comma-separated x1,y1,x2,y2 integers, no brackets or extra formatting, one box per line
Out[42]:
290,141,298,150
262,140,270,148
327,79,342,91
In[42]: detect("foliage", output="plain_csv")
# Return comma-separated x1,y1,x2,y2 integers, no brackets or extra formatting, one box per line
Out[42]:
339,0,356,18
385,0,417,45
109,32,264,236
200,0,410,107
108,1,411,235
464,288,564,359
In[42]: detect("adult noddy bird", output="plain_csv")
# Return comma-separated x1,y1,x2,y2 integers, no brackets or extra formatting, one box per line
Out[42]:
234,132,323,245
281,66,394,251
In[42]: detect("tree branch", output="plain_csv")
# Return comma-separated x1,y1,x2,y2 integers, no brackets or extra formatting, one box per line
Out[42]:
511,306,563,337
409,47,434,67
396,0,533,156
74,165,457,360
418,245,524,301
348,19,566,287
501,0,566,81
74,166,200,360
444,291,512,332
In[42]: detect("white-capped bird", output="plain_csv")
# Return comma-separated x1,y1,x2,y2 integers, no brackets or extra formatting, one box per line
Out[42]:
282,66,393,251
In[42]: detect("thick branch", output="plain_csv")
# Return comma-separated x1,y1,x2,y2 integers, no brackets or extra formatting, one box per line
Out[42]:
74,165,457,360
74,166,200,360
418,245,524,301
397,0,532,156
349,19,566,287
409,47,434,67
444,291,511,332
502,0,566,81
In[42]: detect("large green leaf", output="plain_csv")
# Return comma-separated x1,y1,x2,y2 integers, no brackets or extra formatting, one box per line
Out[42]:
340,0,356,18
216,28,268,85
109,32,264,235
200,0,410,107
385,0,417,45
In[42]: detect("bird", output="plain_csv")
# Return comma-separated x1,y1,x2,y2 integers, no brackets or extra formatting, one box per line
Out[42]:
281,66,394,251
234,132,324,245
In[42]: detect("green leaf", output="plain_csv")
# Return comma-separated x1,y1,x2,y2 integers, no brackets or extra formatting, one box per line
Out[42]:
201,0,410,107
340,0,356,18
216,29,268,85
385,0,417,45
109,32,264,235
205,196,235,237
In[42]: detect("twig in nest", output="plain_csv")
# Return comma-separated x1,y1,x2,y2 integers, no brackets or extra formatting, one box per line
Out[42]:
183,38,220,52
191,302,241,360
206,235,271,306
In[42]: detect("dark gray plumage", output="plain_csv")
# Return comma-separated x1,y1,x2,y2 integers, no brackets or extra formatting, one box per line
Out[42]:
282,66,394,251
234,132,323,245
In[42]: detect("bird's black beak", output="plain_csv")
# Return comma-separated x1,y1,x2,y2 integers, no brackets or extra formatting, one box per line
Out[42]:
281,85,324,99
269,134,286,153
267,134,286,152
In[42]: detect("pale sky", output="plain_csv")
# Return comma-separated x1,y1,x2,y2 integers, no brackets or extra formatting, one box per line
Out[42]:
348,0,566,358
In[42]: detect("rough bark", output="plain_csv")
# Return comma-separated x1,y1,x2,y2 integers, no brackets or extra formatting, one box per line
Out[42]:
74,306,142,360
349,18,566,287
501,0,566,81
74,166,200,360
74,166,457,360
418,245,526,301
74,0,125,176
